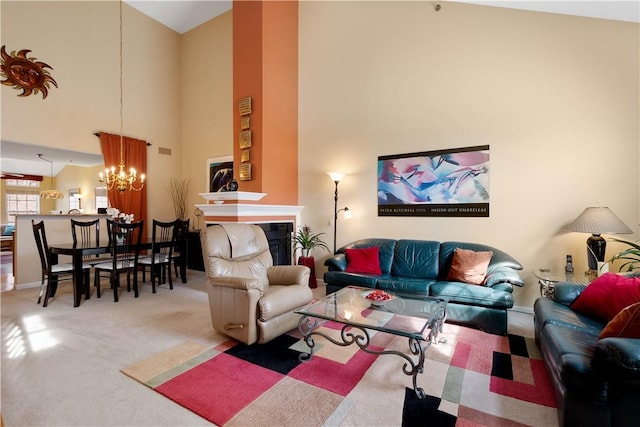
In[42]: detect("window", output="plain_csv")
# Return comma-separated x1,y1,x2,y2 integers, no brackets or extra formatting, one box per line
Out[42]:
5,179,41,223
5,179,39,188
6,193,39,223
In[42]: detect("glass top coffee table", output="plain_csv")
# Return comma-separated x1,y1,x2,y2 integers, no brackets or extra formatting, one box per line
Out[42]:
295,286,447,399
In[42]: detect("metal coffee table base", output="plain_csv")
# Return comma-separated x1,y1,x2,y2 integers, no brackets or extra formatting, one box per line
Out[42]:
297,316,445,399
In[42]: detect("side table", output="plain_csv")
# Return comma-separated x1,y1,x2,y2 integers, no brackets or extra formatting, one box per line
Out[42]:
187,230,205,271
297,256,317,288
534,268,592,299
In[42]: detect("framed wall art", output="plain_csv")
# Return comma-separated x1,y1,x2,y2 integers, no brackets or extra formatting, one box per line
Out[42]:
239,97,252,115
377,145,490,217
207,155,233,192
239,130,252,148
240,116,250,130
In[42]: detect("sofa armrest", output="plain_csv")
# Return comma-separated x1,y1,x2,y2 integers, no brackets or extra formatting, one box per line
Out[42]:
553,281,589,306
484,268,525,287
324,253,347,271
485,248,523,272
208,276,265,292
267,265,310,286
593,338,640,383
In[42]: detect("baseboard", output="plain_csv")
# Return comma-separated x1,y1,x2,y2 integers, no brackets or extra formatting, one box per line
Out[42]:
512,305,534,314
14,281,41,290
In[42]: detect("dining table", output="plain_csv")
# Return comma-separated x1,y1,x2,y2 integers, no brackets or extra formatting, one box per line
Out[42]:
49,238,188,307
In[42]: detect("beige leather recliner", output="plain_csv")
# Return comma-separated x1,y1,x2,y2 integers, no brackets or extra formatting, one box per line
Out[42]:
200,224,312,345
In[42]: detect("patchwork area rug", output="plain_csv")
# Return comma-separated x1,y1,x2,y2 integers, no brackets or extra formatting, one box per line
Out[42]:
122,321,559,426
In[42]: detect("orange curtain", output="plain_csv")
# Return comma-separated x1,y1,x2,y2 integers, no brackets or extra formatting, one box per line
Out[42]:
99,132,147,232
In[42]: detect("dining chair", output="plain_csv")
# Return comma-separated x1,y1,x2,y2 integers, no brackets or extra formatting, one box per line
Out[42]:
70,218,111,267
32,220,90,307
172,218,190,279
139,219,178,293
93,220,144,302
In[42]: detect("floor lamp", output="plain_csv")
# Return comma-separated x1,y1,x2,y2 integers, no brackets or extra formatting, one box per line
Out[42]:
327,172,348,254
565,206,632,272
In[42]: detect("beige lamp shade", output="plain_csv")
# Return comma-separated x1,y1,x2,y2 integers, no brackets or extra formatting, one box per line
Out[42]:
565,207,632,235
566,206,632,270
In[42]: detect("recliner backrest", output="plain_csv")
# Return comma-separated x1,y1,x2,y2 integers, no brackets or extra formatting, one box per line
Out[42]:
201,224,271,282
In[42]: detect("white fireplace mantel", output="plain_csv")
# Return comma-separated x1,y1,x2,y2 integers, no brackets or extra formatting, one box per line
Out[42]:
198,191,267,203
196,191,303,225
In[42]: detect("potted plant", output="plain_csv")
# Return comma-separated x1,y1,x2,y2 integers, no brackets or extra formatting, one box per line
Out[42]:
293,225,330,257
607,237,640,272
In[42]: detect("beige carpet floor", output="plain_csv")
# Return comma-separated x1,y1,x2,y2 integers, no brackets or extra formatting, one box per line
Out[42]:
1,269,534,426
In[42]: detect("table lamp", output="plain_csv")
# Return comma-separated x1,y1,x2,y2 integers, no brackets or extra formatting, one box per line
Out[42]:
565,206,632,271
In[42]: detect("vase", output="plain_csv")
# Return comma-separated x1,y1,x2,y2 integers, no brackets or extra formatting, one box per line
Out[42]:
226,179,238,191
302,248,311,257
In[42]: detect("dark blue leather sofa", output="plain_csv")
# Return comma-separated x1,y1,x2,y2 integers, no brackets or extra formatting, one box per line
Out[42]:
323,238,524,335
534,281,640,427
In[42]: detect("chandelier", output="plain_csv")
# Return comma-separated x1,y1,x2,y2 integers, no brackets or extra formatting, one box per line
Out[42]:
99,0,145,193
38,154,64,199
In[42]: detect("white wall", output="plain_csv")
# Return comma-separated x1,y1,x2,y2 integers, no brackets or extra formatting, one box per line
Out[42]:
1,1,182,224
297,1,639,309
181,11,233,229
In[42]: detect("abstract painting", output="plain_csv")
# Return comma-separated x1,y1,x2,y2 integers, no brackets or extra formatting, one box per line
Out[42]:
378,145,490,217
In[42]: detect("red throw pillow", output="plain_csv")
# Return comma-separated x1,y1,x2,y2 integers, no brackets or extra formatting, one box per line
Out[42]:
570,273,640,323
446,248,493,285
599,302,640,339
345,247,382,275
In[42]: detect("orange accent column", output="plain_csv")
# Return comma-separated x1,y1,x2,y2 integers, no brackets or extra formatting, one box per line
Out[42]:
233,0,298,205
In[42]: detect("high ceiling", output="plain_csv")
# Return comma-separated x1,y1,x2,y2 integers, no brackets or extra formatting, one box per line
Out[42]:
2,1,638,177
0,141,104,178
127,0,638,35
126,0,232,34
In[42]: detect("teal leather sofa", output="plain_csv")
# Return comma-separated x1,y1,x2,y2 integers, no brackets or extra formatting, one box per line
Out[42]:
323,238,524,335
534,281,640,427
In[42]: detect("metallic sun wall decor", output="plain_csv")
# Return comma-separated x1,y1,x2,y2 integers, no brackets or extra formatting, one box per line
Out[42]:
0,45,58,99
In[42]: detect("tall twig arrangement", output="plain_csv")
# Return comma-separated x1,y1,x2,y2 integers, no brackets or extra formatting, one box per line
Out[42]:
169,178,190,220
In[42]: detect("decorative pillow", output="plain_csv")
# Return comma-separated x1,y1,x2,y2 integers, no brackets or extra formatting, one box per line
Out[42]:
2,224,15,236
345,247,382,275
446,248,493,285
599,302,640,339
570,273,640,323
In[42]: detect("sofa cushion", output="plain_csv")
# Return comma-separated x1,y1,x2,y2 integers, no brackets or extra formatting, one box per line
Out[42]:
446,247,493,285
439,241,522,279
391,240,439,279
345,247,382,274
341,239,397,275
323,271,379,289
599,302,640,339
376,277,434,294
570,273,640,322
430,281,514,309
534,297,604,335
539,323,607,402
